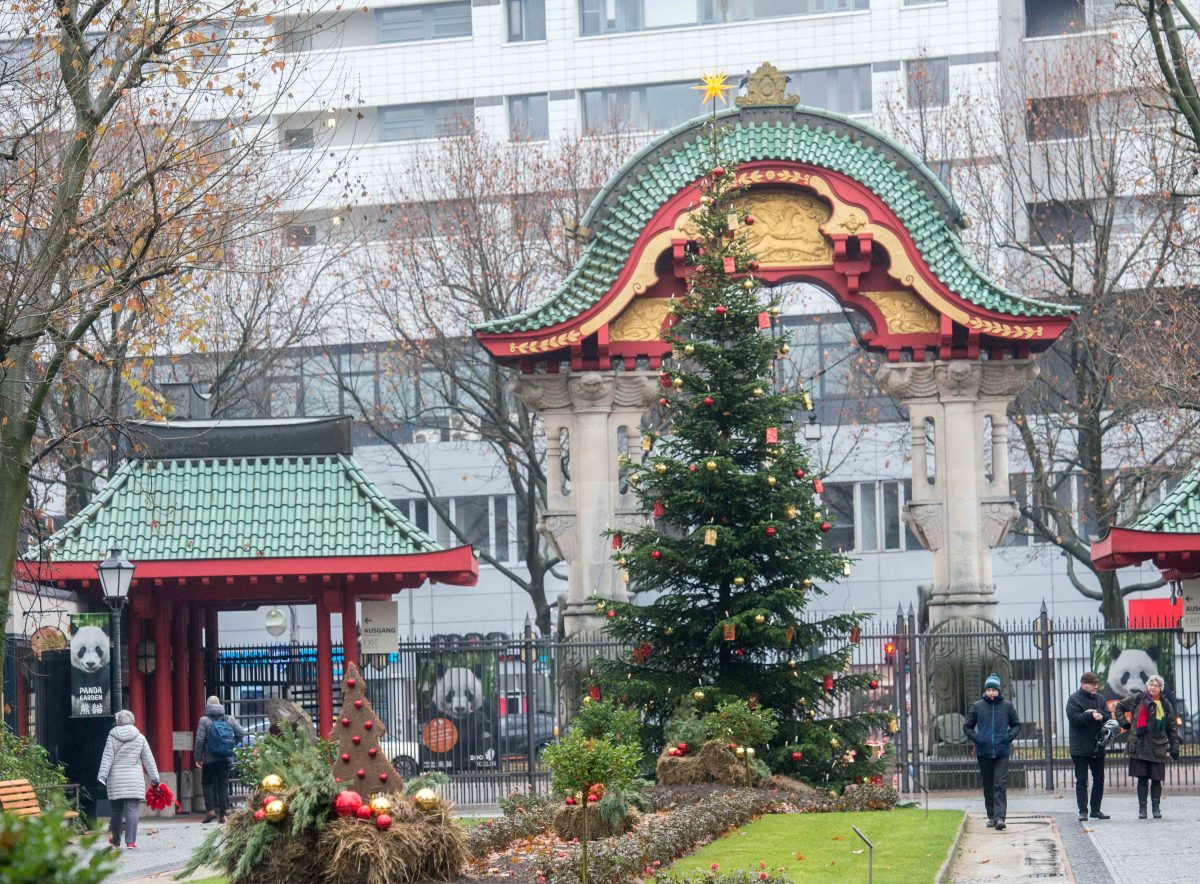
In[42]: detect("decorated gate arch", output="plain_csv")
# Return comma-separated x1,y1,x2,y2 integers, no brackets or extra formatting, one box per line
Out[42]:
475,65,1073,652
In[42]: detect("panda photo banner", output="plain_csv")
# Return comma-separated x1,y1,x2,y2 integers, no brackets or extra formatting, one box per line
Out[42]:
68,612,113,718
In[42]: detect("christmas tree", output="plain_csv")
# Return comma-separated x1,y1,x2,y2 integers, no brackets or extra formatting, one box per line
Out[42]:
597,123,893,791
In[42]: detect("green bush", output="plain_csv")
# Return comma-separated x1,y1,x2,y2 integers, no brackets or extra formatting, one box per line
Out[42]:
498,788,556,818
543,728,642,800
655,870,793,884
0,809,116,883
572,699,642,746
662,701,709,752
0,726,67,787
464,804,554,859
702,702,777,748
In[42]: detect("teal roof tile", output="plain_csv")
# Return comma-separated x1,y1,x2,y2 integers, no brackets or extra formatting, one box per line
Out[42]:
1131,465,1200,534
38,455,442,563
478,109,1075,336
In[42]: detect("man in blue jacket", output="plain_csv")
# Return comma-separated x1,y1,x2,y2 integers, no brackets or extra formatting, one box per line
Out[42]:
963,673,1021,830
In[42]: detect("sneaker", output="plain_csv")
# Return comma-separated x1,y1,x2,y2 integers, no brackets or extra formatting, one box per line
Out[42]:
986,819,996,828
126,843,137,849
108,838,120,848
995,820,1007,831
1090,811,1110,820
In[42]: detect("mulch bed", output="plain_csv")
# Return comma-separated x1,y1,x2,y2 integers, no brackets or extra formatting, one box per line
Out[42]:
451,785,797,884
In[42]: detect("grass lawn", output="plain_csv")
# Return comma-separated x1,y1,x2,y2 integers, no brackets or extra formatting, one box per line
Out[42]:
664,809,964,883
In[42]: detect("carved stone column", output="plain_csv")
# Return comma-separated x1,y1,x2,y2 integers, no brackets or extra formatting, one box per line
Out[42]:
512,370,659,636
875,360,1038,626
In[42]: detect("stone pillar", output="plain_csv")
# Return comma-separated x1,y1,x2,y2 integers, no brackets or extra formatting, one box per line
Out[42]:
875,360,1038,626
512,370,659,637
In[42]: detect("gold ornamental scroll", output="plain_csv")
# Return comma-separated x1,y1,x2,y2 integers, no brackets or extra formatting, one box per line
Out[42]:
861,291,939,335
610,298,674,342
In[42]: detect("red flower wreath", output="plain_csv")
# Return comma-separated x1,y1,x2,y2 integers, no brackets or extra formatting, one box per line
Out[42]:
145,782,180,813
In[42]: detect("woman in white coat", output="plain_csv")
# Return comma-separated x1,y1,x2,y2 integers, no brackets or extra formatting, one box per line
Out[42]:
97,709,161,848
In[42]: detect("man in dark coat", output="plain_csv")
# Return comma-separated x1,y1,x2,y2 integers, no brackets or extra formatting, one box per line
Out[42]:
194,696,246,824
963,672,1021,830
1066,671,1111,822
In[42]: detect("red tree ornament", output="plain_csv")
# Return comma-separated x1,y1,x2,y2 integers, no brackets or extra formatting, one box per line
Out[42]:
794,469,805,479
715,305,727,316
612,534,621,550
356,803,374,820
375,813,393,831
791,751,803,761
744,214,756,225
712,166,726,177
821,521,831,533
703,396,714,406
652,549,662,560
335,663,402,794
823,674,834,693
254,809,266,821
588,684,602,701
813,479,824,494
333,790,364,817
765,526,776,537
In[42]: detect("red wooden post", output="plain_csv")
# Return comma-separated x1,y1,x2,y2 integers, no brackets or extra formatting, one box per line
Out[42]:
188,606,205,749
128,615,145,728
204,607,219,685
153,598,173,777
316,592,333,738
341,589,358,669
172,603,190,769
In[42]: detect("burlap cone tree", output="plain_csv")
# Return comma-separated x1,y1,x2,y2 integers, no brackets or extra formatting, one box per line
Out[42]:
333,662,402,792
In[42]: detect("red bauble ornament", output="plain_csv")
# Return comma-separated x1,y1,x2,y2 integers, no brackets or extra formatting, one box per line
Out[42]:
565,796,576,806
660,372,672,388
347,678,356,689
254,808,266,821
263,795,277,807
356,804,374,820
795,469,805,479
744,214,756,225
712,165,726,177
715,305,727,316
607,610,615,618
689,464,697,472
340,753,351,763
375,813,393,831
791,751,803,762
334,790,364,817
368,747,378,757
749,260,760,271
356,769,366,779
364,720,374,730
820,521,831,532
341,717,351,727
352,735,361,745
379,773,389,783
667,747,678,757
354,699,363,709
659,397,669,406
587,793,599,803
703,396,714,406
736,648,744,656
652,550,661,560
728,743,738,750
869,679,879,689
766,526,776,537
677,743,688,753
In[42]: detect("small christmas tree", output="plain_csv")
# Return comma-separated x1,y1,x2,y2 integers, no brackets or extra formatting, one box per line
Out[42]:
597,123,892,791
333,662,402,792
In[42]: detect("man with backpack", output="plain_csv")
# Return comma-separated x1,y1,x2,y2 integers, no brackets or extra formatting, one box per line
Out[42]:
194,695,246,823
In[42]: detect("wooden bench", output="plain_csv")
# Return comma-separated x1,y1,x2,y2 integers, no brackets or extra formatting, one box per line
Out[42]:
0,779,80,819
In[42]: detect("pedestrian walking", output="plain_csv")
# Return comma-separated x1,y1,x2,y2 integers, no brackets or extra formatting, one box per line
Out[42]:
194,695,246,823
1067,671,1111,822
1115,674,1179,819
964,672,1021,831
97,709,160,849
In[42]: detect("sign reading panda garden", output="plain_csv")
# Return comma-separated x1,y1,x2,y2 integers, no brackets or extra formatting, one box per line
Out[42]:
416,649,498,772
68,612,113,718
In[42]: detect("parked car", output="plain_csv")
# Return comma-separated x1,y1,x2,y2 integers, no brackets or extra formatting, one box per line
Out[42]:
498,712,558,763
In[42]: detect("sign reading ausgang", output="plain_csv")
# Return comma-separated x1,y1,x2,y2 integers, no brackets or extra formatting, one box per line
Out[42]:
1182,579,1200,634
360,600,399,654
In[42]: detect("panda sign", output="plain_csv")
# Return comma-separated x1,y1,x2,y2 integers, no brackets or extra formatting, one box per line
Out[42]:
68,612,113,718
416,651,498,772
1091,631,1176,714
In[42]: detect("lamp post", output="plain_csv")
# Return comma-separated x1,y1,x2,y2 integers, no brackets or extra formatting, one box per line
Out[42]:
97,545,136,713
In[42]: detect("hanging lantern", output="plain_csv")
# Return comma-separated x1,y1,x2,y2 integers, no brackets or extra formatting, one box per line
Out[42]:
653,500,665,518
704,527,718,546
843,560,852,578
612,534,621,550
850,625,861,644
723,623,736,642
814,479,825,494
785,626,795,645
887,717,900,734
641,435,653,452
823,674,834,693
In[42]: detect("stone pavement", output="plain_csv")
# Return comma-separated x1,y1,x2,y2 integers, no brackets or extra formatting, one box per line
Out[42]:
95,817,217,883
928,790,1200,883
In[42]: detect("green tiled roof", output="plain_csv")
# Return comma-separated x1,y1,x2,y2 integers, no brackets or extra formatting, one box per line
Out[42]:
40,455,442,562
1131,464,1200,534
478,107,1074,336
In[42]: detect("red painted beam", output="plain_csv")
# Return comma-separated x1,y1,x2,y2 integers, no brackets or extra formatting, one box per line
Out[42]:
1092,527,1200,572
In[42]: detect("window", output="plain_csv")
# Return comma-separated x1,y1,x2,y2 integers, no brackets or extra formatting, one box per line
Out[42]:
1027,199,1093,244
580,81,695,133
579,0,868,35
906,57,948,108
792,65,872,115
493,495,511,562
285,224,316,247
1025,0,1084,38
376,2,471,43
509,93,549,141
507,0,545,41
1026,96,1090,141
821,482,855,553
283,128,313,150
380,101,473,141
455,496,490,556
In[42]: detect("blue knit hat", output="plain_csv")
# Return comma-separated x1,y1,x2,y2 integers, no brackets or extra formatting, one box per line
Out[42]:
984,673,1002,691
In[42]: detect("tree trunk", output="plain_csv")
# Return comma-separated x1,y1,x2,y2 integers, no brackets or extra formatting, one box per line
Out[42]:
0,431,35,718
1099,571,1126,629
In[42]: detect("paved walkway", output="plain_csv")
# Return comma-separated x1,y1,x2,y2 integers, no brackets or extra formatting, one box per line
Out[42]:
928,791,1200,883
98,817,217,883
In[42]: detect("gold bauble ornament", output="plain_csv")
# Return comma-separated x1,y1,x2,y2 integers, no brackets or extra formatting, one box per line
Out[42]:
666,626,674,635
830,738,839,749
786,505,798,520
746,747,756,757
754,614,766,624
803,578,813,587
767,476,777,487
733,576,745,586
264,798,287,823
672,377,683,389
692,689,705,701
655,463,667,474
735,746,746,758
788,659,798,669
370,795,393,815
684,344,695,355
769,305,781,318
742,279,755,290
618,557,628,567
413,787,439,810
261,774,284,793
629,473,642,485
752,388,764,398
779,343,791,355
706,461,718,471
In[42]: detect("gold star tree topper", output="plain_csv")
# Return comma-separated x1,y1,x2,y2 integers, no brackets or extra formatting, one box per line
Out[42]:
693,70,734,106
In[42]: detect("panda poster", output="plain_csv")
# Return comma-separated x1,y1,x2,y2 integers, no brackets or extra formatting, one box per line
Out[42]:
68,612,113,718
416,651,498,772
1091,632,1176,715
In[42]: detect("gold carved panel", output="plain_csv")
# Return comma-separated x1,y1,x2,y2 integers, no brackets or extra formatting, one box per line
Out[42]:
610,297,673,342
677,188,832,267
861,291,940,334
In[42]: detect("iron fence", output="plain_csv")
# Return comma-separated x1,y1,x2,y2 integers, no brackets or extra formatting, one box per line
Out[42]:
210,612,1200,802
